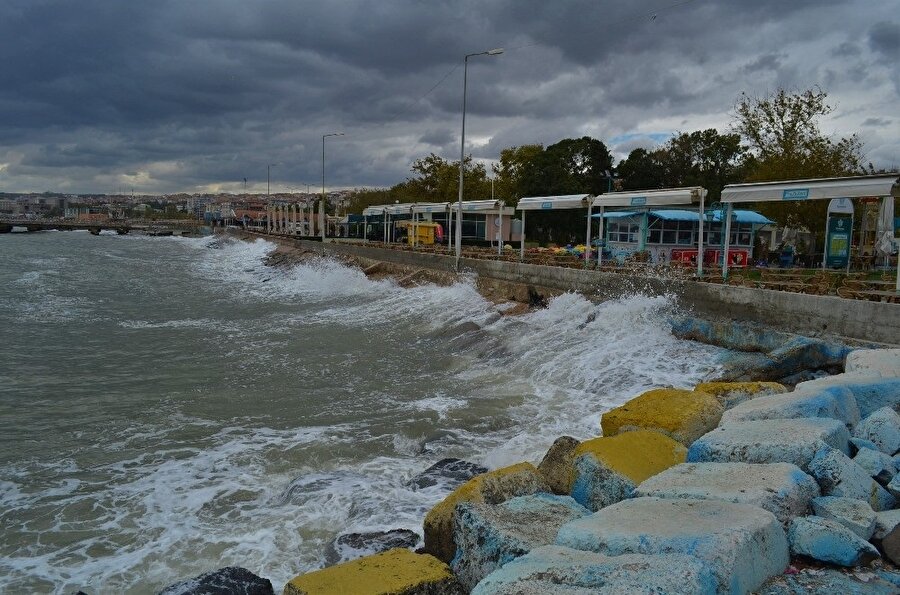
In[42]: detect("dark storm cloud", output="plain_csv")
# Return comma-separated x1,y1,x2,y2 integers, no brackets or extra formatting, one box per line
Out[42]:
0,0,898,193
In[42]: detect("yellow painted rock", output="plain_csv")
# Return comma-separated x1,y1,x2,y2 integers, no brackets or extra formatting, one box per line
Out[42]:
601,388,724,446
694,381,787,409
283,548,461,595
570,430,687,510
423,462,548,562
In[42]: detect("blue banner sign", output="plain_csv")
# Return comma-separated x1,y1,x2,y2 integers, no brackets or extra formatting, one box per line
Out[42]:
541,201,553,209
630,197,647,206
782,188,810,200
825,215,852,268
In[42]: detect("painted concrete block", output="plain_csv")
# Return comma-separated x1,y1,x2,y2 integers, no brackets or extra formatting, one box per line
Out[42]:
796,375,900,419
423,462,549,562
808,448,896,512
600,388,724,446
569,430,687,511
556,497,789,595
811,496,876,540
854,407,900,455
851,436,880,454
788,516,880,567
469,545,717,595
873,509,900,540
687,418,850,473
450,493,589,591
720,384,860,429
888,474,900,499
854,447,897,484
635,462,819,527
283,548,462,595
845,348,900,377
693,381,787,409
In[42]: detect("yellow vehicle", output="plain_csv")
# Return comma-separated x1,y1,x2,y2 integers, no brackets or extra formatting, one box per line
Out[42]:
396,221,443,245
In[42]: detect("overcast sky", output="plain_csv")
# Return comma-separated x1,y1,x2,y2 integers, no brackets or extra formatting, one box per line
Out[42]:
1,0,898,195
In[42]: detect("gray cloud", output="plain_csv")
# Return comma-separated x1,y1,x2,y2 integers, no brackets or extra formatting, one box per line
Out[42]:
0,0,898,194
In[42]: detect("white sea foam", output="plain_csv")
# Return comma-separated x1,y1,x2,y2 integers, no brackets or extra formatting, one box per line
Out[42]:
0,234,725,593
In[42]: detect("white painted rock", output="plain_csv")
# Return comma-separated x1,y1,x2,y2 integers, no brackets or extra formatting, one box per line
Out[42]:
810,496,876,540
796,374,900,419
808,448,896,511
687,418,850,473
845,349,900,377
635,462,819,527
451,493,590,591
853,407,900,455
854,447,897,484
788,516,880,567
556,497,788,595
469,545,717,595
720,384,860,429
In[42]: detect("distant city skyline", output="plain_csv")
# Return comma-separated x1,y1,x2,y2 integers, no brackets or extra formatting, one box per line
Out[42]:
1,0,898,194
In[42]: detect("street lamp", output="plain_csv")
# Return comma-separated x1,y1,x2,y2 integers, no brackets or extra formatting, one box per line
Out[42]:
267,163,277,196
456,48,503,270
322,132,344,246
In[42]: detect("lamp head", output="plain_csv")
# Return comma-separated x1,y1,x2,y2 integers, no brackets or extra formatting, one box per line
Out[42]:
487,48,504,55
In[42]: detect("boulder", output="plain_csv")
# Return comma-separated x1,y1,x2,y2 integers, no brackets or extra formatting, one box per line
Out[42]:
855,447,897,484
536,436,580,495
759,566,900,595
719,384,860,430
795,375,900,418
767,337,851,377
808,448,896,511
469,545,717,595
325,529,420,566
408,458,488,491
845,348,900,377
284,549,462,595
635,462,819,527
880,522,900,565
687,418,850,473
888,474,900,499
787,516,880,566
556,497,788,595
851,437,880,453
423,462,548,562
693,381,787,409
810,496,876,540
873,509,900,540
159,567,274,595
569,430,687,511
854,407,900,455
600,388,724,446
450,493,589,590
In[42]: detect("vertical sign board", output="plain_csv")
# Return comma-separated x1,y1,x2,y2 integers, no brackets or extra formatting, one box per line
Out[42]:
825,198,854,268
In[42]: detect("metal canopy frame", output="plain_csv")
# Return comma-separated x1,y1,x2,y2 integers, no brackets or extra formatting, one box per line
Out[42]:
592,187,707,274
515,194,594,264
719,174,900,283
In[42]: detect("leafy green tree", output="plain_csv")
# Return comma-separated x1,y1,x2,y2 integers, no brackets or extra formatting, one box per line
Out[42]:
617,148,666,191
492,144,544,202
733,87,866,233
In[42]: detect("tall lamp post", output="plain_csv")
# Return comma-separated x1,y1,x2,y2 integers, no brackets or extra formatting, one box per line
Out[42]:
267,163,277,197
456,48,503,271
322,132,344,247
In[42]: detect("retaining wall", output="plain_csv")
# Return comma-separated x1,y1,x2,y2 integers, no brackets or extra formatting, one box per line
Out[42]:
250,233,898,346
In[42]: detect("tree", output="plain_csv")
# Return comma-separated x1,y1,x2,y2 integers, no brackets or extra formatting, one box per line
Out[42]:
492,144,543,202
733,87,866,232
617,148,666,191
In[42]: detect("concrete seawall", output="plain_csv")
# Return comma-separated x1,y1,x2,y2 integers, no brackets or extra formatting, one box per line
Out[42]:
238,232,899,346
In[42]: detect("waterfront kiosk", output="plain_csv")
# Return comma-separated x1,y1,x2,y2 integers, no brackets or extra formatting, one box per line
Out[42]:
515,195,594,262
448,199,512,249
592,187,707,275
362,205,389,243
720,174,900,286
410,202,450,247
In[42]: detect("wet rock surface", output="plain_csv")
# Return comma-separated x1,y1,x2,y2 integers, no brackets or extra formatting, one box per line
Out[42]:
408,459,488,491
158,567,274,595
325,529,421,566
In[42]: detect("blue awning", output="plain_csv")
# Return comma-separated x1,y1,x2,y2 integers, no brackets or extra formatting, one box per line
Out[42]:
594,208,773,225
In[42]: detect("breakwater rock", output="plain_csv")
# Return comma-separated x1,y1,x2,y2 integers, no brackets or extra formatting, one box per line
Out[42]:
276,346,900,593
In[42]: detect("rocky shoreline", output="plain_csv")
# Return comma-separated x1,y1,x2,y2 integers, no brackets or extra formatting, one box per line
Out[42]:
157,237,900,594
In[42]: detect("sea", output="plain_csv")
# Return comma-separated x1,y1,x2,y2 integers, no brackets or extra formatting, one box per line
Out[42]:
0,230,725,593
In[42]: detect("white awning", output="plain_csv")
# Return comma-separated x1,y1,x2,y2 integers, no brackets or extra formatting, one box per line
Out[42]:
516,194,593,210
411,202,449,214
593,187,706,207
362,205,387,216
721,174,900,204
385,204,413,215
451,199,503,212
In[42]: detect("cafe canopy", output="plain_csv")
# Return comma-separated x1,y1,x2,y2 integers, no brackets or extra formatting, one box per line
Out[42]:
515,195,594,261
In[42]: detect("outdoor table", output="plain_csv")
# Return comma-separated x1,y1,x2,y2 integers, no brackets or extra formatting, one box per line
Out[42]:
856,289,900,303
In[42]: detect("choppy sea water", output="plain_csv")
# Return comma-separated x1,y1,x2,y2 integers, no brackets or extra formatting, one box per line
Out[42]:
0,231,725,593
